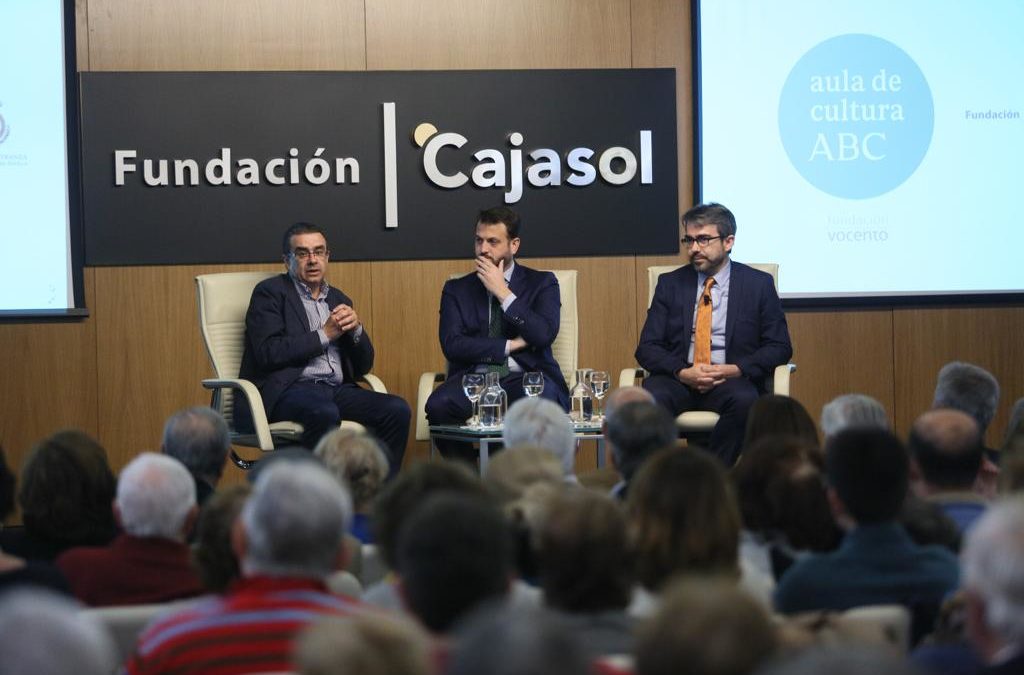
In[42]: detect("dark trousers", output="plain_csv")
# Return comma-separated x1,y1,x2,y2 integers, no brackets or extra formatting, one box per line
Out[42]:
642,373,759,466
271,381,411,476
425,372,564,462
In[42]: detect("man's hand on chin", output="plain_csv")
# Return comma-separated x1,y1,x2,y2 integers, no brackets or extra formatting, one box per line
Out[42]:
476,256,511,302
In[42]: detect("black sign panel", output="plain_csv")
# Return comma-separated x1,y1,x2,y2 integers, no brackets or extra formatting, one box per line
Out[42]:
80,70,677,265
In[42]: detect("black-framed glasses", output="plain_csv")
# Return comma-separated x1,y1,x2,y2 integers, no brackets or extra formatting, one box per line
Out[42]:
291,247,329,261
681,235,722,248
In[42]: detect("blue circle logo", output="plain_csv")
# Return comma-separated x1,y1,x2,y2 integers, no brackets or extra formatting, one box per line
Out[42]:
779,34,933,199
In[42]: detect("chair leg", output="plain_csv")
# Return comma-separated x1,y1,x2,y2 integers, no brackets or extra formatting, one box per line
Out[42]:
230,449,259,471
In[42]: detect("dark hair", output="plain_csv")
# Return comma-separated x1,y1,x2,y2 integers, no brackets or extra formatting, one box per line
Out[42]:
681,202,736,238
825,428,908,524
0,445,16,520
396,493,512,633
191,484,251,592
607,401,677,481
538,490,632,613
733,435,837,552
743,395,820,452
477,206,521,240
899,495,961,553
629,448,741,590
372,461,484,569
281,221,326,255
162,407,230,483
908,414,984,490
18,430,117,548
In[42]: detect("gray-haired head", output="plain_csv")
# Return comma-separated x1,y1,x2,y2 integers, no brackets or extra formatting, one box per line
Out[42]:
607,401,677,481
0,589,117,675
314,429,390,511
162,406,230,483
241,460,353,579
116,452,197,539
962,498,1024,651
502,397,576,476
604,385,655,424
933,361,1000,434
820,394,889,440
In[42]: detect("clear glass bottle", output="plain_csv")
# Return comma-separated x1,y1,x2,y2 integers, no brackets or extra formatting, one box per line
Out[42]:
569,368,593,422
478,371,508,428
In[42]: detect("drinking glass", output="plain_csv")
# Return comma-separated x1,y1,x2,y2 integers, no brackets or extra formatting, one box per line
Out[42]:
523,371,545,398
462,373,486,427
588,370,610,420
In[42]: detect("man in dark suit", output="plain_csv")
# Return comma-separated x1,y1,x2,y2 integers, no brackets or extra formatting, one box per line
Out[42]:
425,207,569,459
238,222,410,473
635,203,792,465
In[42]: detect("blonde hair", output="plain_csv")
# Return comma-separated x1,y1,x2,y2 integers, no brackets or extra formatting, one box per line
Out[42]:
314,429,389,511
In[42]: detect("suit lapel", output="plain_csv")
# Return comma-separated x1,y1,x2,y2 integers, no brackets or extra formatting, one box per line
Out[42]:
282,275,309,328
681,265,697,349
724,261,743,350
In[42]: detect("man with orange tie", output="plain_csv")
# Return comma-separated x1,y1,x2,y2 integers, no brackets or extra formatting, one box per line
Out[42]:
635,203,792,465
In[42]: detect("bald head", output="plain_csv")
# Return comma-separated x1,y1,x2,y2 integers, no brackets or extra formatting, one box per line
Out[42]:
604,386,655,422
909,408,984,491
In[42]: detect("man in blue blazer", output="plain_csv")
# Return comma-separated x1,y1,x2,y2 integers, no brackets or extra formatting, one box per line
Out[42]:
237,222,410,473
635,203,792,465
426,207,569,459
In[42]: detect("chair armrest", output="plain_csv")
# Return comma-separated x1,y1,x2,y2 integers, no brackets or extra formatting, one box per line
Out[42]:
359,373,387,394
202,378,274,450
416,372,446,442
770,363,796,396
618,367,646,388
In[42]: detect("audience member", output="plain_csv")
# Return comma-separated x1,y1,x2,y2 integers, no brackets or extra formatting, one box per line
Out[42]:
396,493,513,634
899,495,962,554
628,447,773,614
0,588,117,675
191,483,251,593
503,397,578,480
296,613,432,675
636,579,778,675
126,460,359,674
538,489,636,659
448,604,590,675
819,393,889,441
0,430,117,561
998,397,1024,493
56,452,203,606
909,409,989,534
774,429,960,643
578,385,656,492
607,401,677,499
314,428,390,543
961,498,1024,674
161,406,230,507
485,445,567,583
0,446,70,594
743,394,820,453
933,361,1001,495
733,436,840,581
363,461,485,609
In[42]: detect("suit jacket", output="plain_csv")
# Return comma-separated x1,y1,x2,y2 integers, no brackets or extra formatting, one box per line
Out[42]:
439,263,569,404
239,274,374,417
635,260,792,391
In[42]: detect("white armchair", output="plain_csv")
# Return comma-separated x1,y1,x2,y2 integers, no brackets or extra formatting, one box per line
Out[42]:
618,263,795,435
195,272,387,469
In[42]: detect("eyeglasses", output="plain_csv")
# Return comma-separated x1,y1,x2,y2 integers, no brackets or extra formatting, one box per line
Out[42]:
681,235,723,248
291,247,329,261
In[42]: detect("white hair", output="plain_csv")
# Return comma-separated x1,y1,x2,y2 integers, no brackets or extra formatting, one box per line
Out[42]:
241,460,353,579
0,589,116,675
962,498,1024,647
116,452,196,539
502,398,576,475
820,394,889,439
933,361,1000,433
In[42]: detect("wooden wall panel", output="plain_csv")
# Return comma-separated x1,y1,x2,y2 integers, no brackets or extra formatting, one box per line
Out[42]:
74,0,90,70
786,309,896,436
893,306,1024,448
365,0,631,70
0,269,98,477
86,0,366,71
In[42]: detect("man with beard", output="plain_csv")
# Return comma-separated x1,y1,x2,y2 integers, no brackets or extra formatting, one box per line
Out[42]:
635,203,792,466
237,222,410,474
425,207,569,460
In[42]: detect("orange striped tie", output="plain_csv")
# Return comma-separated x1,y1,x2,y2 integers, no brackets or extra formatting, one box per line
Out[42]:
693,277,715,365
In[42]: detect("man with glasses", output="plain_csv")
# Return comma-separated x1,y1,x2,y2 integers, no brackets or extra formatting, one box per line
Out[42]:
635,203,792,465
237,222,410,474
